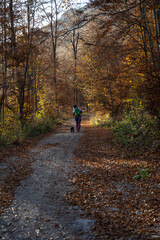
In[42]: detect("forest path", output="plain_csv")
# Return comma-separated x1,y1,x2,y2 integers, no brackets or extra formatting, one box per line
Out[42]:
0,116,95,240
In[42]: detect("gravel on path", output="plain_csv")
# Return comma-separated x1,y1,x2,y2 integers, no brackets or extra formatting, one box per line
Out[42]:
0,117,95,240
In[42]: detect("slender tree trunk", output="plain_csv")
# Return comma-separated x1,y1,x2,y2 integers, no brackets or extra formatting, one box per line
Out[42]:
1,0,8,127
157,10,160,36
19,0,36,126
154,8,160,68
9,0,16,55
49,0,59,110
139,1,148,66
72,27,79,105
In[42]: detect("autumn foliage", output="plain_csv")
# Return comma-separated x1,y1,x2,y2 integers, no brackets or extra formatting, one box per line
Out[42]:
76,0,160,116
0,0,160,146
0,0,76,145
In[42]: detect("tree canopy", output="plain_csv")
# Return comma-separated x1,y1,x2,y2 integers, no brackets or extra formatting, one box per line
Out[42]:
0,0,160,144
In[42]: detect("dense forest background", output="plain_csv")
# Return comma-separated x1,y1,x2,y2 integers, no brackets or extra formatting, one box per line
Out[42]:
0,0,160,149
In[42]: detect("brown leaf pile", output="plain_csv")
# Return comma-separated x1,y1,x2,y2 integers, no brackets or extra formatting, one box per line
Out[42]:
0,157,34,212
66,120,160,240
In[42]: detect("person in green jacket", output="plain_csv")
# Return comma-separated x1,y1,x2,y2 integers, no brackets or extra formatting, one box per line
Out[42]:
73,105,82,131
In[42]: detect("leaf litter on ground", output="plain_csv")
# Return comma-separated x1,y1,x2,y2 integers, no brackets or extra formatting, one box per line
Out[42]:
65,119,160,240
0,119,159,239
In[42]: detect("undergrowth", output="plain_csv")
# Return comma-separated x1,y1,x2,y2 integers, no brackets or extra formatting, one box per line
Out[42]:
90,110,160,152
23,117,61,138
90,113,112,127
0,110,69,147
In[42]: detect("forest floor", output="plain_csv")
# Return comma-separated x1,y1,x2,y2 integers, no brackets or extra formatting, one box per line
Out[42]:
0,116,159,240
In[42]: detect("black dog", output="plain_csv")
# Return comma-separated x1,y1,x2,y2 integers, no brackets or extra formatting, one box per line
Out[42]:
70,126,74,132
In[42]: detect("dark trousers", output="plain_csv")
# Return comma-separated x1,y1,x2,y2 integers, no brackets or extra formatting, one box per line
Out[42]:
75,115,81,131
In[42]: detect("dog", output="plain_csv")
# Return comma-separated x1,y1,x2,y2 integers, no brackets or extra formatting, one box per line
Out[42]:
70,126,74,132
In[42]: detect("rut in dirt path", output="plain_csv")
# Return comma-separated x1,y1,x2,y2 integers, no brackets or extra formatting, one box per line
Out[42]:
0,117,95,240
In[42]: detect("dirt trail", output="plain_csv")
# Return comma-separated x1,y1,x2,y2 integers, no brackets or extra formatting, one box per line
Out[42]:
0,117,95,240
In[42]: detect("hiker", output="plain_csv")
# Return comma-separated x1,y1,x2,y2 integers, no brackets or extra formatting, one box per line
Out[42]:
73,105,82,132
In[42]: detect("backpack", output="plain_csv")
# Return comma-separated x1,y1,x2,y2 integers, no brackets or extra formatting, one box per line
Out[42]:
75,107,81,116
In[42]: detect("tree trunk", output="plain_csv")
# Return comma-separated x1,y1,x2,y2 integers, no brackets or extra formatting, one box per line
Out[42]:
154,8,160,68
1,0,8,127
9,0,16,55
72,26,79,105
19,0,36,126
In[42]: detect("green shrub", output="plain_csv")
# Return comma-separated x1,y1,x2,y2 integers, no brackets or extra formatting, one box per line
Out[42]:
112,120,135,145
90,109,160,151
0,120,22,146
23,117,57,138
133,167,150,180
0,134,7,146
112,109,160,150
0,115,62,147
